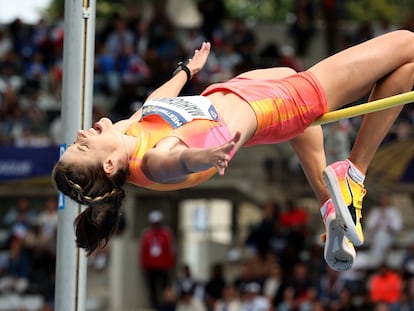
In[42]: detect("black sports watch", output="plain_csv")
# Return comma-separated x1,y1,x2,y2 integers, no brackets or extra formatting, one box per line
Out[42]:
172,61,191,83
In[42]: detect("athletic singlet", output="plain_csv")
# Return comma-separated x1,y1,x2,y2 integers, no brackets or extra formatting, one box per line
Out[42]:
126,96,232,191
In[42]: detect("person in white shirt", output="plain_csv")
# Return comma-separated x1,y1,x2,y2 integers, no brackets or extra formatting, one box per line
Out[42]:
366,193,402,267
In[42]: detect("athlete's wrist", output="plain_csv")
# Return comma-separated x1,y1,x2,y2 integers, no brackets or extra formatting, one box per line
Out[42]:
172,61,192,83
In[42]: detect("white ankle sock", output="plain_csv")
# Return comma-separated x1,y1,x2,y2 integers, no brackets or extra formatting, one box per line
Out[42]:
346,159,365,183
320,199,330,217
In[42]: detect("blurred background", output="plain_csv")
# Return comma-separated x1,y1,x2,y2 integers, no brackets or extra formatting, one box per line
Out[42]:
0,0,414,310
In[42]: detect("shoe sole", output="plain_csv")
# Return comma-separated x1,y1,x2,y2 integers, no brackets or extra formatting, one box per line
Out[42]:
323,166,363,246
324,215,355,271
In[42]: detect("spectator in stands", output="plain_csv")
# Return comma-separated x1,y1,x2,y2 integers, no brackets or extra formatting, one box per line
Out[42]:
277,286,299,311
176,263,204,301
157,286,178,311
212,40,243,82
335,287,358,311
36,197,58,243
147,0,175,50
116,43,150,87
299,286,321,311
241,282,270,311
366,193,402,268
23,221,56,301
134,19,151,57
369,263,403,311
25,52,48,92
214,283,242,311
176,279,207,311
262,260,286,306
278,199,309,262
245,200,279,259
289,0,316,57
277,45,304,72
139,210,176,308
317,267,345,308
0,29,12,61
321,0,345,55
94,42,119,94
204,263,226,311
181,28,207,61
402,240,414,280
233,261,261,297
2,196,35,240
1,90,26,146
105,18,135,60
286,262,314,305
0,236,31,294
268,221,289,267
228,17,257,65
323,120,353,165
197,0,227,44
24,105,51,146
18,197,57,301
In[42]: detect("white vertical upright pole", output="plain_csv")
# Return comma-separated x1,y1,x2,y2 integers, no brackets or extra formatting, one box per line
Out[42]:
55,0,96,310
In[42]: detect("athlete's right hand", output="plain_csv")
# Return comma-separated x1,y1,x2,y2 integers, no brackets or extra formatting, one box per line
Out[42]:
187,42,211,77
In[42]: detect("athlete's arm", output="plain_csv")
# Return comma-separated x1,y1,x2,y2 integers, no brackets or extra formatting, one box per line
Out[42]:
141,132,240,183
145,42,211,101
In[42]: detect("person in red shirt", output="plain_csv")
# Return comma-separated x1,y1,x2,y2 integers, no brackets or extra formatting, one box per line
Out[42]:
279,199,309,229
140,210,176,308
369,263,402,310
278,199,309,262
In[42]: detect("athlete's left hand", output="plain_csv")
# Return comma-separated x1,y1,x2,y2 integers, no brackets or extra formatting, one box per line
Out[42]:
178,131,240,176
211,131,241,175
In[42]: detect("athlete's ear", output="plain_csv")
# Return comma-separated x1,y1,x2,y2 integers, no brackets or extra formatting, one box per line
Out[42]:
103,158,115,175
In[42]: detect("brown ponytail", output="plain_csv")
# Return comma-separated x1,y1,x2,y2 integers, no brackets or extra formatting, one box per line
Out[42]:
52,160,128,255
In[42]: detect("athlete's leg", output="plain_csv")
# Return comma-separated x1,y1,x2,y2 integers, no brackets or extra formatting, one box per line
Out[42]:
323,62,414,246
289,126,328,204
293,44,414,264
308,30,414,110
290,126,355,271
349,63,414,171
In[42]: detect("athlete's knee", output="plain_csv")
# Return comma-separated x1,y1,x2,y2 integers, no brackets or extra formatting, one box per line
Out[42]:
393,29,414,47
392,62,414,89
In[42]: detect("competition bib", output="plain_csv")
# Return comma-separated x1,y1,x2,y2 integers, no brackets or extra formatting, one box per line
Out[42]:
142,96,219,128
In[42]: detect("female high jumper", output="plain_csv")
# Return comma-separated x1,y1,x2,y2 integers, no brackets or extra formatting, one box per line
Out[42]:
53,30,414,271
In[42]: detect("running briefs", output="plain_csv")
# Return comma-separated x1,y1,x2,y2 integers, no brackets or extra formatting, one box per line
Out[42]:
201,71,328,146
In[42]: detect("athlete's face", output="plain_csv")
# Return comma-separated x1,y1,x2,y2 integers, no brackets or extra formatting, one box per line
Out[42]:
61,117,124,166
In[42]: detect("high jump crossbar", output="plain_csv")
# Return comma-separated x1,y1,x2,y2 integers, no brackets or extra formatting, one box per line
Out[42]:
312,90,414,126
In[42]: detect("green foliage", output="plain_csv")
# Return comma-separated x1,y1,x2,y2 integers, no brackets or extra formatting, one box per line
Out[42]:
346,0,414,24
224,0,293,21
43,0,414,25
46,0,128,19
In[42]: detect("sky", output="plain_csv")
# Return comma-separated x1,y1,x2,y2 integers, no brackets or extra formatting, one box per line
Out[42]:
0,0,52,24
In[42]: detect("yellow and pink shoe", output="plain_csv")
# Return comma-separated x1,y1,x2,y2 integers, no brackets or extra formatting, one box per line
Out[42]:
323,160,367,246
321,199,355,271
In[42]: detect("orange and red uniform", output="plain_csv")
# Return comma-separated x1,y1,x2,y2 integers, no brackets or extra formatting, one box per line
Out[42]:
127,71,328,191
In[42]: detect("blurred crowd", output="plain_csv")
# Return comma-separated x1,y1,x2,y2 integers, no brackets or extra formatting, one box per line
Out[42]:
0,196,57,310
0,193,411,311
1,0,412,149
140,198,414,311
0,0,261,147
